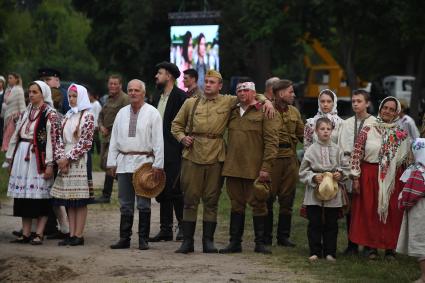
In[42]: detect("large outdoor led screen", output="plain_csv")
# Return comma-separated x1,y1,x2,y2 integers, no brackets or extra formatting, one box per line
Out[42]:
170,25,219,90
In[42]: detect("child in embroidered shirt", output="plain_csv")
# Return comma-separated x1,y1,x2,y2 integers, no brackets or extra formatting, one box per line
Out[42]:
299,117,347,262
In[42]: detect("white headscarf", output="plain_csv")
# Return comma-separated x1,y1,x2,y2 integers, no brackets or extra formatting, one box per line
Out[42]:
66,83,92,116
376,96,401,124
33,80,53,106
400,138,425,182
373,96,409,222
312,89,342,128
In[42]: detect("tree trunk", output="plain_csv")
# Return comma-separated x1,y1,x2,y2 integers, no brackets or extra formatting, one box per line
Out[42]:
340,35,358,92
251,40,272,92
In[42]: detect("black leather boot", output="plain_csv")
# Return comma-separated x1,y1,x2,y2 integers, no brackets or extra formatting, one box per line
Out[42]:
149,201,173,242
253,216,272,254
219,212,245,253
110,214,133,249
264,197,274,246
202,221,218,253
139,211,151,250
175,221,196,254
277,214,296,247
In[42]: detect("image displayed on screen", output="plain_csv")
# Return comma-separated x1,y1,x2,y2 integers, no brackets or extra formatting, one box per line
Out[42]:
170,25,219,90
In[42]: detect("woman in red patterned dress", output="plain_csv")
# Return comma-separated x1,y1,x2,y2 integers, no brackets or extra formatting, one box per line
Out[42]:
350,96,410,259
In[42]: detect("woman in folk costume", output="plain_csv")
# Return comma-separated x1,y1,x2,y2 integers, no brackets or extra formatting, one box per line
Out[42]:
303,89,343,151
7,80,64,245
51,84,94,246
350,96,410,259
2,73,26,153
397,138,425,283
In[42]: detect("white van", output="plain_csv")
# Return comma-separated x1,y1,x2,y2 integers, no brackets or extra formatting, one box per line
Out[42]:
382,76,415,106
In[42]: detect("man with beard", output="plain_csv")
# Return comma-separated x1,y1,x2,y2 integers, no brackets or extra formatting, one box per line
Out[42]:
95,75,129,203
149,62,187,242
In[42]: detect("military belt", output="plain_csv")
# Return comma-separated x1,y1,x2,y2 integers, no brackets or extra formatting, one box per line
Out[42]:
191,133,223,139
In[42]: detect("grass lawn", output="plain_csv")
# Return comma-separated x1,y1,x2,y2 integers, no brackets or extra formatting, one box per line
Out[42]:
216,183,420,283
0,151,420,282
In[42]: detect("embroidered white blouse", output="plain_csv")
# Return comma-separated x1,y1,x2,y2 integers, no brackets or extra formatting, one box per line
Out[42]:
107,104,164,173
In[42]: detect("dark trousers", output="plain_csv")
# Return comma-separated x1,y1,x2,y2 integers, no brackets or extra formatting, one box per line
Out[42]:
156,161,183,225
91,129,101,154
306,205,339,257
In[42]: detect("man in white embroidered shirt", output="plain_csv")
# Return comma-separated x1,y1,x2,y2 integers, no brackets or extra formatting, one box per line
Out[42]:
107,79,164,251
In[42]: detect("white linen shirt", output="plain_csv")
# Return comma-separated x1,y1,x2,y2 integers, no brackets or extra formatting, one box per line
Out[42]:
107,104,164,173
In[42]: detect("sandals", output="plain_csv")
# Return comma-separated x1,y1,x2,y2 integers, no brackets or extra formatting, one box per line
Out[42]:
10,235,31,244
30,234,44,245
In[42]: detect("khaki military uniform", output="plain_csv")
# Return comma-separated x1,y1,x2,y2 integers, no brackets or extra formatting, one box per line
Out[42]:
51,87,63,112
271,105,304,215
98,91,129,170
222,104,279,216
172,95,238,222
186,86,204,98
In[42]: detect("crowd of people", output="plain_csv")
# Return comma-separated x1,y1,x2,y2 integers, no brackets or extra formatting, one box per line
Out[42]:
2,62,425,282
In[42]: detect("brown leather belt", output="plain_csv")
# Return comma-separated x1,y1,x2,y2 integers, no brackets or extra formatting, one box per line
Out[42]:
191,133,223,139
118,150,154,157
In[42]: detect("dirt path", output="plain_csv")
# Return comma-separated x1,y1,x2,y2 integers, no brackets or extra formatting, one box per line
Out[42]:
0,172,304,283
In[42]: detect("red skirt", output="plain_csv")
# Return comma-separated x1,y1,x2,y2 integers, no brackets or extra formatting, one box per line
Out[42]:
349,162,404,249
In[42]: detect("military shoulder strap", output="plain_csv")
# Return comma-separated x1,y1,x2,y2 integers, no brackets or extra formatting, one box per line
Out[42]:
188,97,201,135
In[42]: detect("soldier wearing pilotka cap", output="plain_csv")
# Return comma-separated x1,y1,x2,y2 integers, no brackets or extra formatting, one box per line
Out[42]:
171,71,275,254
219,81,279,254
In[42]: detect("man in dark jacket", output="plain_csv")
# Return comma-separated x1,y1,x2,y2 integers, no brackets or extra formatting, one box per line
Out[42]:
150,62,187,241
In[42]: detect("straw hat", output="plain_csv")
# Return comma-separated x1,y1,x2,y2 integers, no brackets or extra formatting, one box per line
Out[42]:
132,163,166,198
253,178,271,202
314,172,339,201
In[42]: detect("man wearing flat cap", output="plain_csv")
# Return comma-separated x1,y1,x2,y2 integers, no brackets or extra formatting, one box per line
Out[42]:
150,62,187,242
171,70,275,254
219,81,279,255
38,68,69,114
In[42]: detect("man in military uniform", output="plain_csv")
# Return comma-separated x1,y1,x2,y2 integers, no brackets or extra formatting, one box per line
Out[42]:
38,68,69,114
265,79,304,247
171,71,274,254
219,82,279,254
183,69,203,98
95,74,129,203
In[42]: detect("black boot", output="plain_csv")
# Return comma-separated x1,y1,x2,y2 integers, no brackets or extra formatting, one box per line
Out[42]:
253,216,272,254
110,214,133,249
264,198,274,246
219,212,245,253
175,221,196,254
139,211,151,250
202,221,218,253
95,174,114,203
277,214,296,247
149,201,173,242
173,196,184,241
